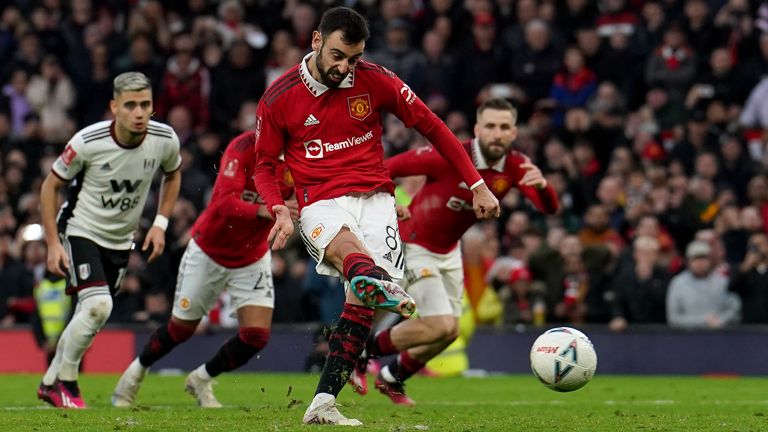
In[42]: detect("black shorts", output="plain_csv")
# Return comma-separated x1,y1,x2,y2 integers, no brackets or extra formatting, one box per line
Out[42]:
63,236,130,295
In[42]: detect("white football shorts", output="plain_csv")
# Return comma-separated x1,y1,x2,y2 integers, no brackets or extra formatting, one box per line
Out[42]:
171,239,274,321
298,192,404,281
401,242,464,317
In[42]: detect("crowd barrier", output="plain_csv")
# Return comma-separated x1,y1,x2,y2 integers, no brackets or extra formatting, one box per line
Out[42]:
1,325,765,375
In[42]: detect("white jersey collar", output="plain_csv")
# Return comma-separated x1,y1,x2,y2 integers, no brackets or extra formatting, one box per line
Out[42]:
299,52,354,97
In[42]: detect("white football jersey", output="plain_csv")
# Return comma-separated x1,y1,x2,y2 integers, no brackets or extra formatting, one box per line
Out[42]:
52,120,181,250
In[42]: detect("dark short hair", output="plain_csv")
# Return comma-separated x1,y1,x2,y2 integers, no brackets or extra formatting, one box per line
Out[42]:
477,98,518,120
318,7,369,44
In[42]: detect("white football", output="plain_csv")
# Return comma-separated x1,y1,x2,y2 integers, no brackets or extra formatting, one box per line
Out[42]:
530,327,597,392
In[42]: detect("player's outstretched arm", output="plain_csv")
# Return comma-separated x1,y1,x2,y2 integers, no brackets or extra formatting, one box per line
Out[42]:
143,169,181,262
517,161,559,214
40,173,70,277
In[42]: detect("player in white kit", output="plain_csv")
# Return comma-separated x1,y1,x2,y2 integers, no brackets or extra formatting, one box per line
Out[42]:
37,72,181,408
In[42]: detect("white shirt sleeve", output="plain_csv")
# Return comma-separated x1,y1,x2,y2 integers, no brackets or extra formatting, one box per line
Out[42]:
51,136,87,180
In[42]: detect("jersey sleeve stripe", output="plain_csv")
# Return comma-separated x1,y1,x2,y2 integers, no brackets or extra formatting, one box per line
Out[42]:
262,70,300,100
84,133,111,143
147,132,174,139
264,77,301,106
82,127,110,139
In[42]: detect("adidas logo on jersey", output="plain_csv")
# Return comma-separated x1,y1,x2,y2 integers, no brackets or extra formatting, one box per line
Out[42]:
101,162,111,171
303,114,320,126
382,251,393,262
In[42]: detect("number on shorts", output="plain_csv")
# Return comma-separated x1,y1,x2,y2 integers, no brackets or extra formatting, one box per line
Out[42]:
385,226,399,250
253,271,273,291
385,225,405,270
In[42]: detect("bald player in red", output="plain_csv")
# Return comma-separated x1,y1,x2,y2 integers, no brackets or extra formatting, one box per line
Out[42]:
350,98,560,405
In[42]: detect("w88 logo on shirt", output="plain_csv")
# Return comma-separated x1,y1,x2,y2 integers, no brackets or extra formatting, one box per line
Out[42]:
100,179,142,211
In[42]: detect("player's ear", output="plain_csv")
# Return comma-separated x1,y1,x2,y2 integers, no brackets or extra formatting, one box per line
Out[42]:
109,99,117,116
510,125,518,141
311,31,322,51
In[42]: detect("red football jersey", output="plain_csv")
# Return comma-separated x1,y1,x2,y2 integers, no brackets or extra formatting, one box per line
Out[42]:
253,56,483,212
191,132,293,268
386,140,560,254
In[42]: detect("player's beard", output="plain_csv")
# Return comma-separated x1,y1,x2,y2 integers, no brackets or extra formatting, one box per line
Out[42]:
315,48,348,88
479,139,509,163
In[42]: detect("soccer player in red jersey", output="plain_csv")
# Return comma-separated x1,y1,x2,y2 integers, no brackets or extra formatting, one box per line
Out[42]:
111,132,296,408
349,98,560,405
253,7,500,425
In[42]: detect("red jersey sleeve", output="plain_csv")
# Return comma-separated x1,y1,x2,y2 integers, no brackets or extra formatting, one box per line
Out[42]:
384,146,450,180
376,70,483,190
509,153,560,214
253,100,287,214
215,149,261,221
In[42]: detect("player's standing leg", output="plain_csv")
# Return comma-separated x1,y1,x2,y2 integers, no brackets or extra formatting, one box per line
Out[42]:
185,305,271,407
111,316,197,407
39,237,128,409
38,286,113,408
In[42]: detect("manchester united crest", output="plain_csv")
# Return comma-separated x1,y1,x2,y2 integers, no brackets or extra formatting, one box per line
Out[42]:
492,177,510,194
347,94,371,121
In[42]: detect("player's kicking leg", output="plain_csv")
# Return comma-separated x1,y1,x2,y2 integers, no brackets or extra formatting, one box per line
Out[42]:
354,250,463,405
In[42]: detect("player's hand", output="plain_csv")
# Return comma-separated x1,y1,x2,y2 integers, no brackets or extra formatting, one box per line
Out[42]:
285,200,300,220
519,162,547,189
268,205,294,250
396,204,411,220
142,226,166,263
471,183,500,219
46,240,70,277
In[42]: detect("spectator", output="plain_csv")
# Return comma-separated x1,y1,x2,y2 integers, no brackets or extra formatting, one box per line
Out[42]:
610,235,670,331
550,46,597,127
2,68,32,138
666,240,740,328
509,19,561,109
645,24,696,104
156,32,211,131
209,39,264,133
25,55,75,144
728,232,768,323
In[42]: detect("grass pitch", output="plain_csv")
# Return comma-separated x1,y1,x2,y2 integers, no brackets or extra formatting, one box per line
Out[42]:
1,373,767,431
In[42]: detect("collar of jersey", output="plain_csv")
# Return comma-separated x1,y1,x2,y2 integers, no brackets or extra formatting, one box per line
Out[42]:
471,138,506,172
299,52,354,96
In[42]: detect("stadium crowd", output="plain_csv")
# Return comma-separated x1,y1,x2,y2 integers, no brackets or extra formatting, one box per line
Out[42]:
1,0,768,333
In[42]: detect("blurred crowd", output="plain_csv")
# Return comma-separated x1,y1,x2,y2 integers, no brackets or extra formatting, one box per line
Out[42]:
1,0,768,333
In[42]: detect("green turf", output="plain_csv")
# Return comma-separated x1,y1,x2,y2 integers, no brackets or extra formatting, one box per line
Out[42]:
1,373,767,431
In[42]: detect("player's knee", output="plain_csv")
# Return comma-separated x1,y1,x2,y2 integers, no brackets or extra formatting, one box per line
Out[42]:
426,316,458,343
238,327,270,350
168,319,197,343
430,316,458,343
82,293,113,327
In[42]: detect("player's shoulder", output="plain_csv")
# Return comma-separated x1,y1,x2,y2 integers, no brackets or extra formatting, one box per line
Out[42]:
226,131,256,155
355,60,397,80
261,64,302,107
74,120,112,144
147,120,177,140
504,149,529,167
